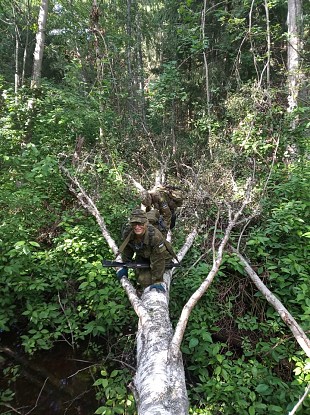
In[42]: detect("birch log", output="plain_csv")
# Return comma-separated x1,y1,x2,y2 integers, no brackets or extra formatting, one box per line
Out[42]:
60,169,259,413
132,230,197,414
133,287,189,415
287,0,303,113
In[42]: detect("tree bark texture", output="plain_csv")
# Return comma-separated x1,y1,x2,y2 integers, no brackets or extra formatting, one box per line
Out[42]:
31,0,48,88
133,287,189,415
287,0,303,112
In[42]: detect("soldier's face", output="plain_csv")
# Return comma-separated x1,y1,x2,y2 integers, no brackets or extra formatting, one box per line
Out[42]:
132,222,146,236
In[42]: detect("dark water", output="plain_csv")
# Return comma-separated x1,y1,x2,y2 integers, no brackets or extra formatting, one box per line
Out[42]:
0,337,100,415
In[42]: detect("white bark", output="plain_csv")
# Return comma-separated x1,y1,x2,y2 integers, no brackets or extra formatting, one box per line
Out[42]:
287,0,303,112
233,248,310,358
262,0,271,87
14,18,19,99
31,0,48,88
288,383,310,415
59,166,119,255
171,181,253,356
133,289,188,415
132,228,198,414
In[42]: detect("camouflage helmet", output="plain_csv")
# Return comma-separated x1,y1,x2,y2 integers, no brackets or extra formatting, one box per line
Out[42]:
130,208,148,224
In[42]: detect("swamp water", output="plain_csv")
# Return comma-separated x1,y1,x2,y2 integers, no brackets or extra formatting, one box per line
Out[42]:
0,335,101,415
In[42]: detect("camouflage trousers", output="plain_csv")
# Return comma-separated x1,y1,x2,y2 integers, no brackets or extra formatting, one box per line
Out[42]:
135,269,163,288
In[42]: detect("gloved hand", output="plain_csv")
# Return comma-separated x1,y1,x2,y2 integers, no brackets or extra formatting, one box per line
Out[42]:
116,267,128,280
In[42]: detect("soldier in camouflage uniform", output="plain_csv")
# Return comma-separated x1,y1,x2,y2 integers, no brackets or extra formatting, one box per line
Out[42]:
141,184,184,231
116,209,173,292
149,186,173,230
141,186,172,231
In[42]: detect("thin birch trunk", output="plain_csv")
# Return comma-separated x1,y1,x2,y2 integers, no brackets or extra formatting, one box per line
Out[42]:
14,22,19,101
201,0,210,114
31,0,48,88
287,0,303,113
22,23,29,87
262,0,271,87
21,0,31,86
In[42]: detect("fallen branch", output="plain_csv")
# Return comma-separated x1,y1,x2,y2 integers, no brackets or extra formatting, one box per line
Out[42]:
288,383,310,415
232,248,310,358
60,166,151,321
170,180,253,356
60,165,118,255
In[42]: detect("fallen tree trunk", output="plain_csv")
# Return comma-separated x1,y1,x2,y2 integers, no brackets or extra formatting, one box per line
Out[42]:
132,287,188,415
122,230,197,414
60,168,254,414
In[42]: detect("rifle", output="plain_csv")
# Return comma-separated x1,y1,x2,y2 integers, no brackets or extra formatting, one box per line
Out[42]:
102,260,181,269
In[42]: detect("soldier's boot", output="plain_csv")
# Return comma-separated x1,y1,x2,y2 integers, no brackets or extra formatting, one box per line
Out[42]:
149,283,166,293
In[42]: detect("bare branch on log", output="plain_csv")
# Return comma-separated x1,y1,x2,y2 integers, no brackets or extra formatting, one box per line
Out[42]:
170,180,253,356
232,249,310,358
60,165,118,255
60,166,150,322
125,174,146,192
165,228,198,292
176,229,198,263
288,383,310,415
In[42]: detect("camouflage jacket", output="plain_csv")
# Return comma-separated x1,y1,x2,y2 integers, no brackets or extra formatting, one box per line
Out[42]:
121,224,172,280
150,191,172,229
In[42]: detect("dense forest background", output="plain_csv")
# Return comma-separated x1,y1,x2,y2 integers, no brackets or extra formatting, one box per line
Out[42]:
0,0,309,414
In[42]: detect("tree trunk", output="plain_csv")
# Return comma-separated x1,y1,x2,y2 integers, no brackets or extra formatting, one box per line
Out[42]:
14,21,19,100
31,0,48,88
287,0,303,112
132,286,189,415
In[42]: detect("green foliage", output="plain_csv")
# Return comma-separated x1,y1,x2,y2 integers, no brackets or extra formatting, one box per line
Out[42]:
245,164,310,325
94,368,136,415
189,351,297,414
1,0,309,413
182,311,309,414
171,170,309,413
